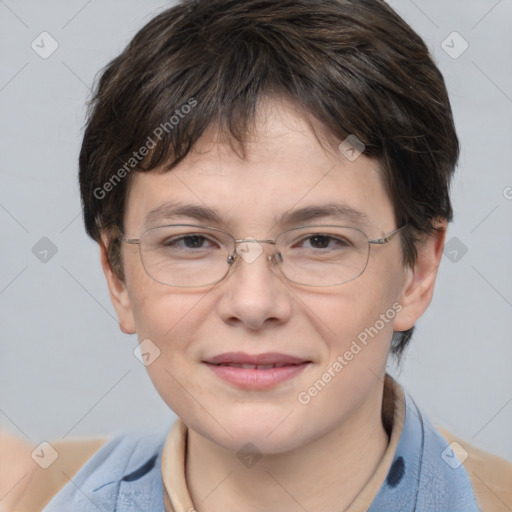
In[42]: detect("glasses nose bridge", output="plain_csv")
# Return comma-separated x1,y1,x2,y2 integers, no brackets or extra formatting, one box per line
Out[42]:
230,238,282,267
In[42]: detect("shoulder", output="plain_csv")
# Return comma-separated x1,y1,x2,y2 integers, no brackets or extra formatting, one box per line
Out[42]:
436,425,512,512
374,389,483,511
0,430,40,512
382,380,511,511
2,430,108,512
40,427,169,512
5,427,169,512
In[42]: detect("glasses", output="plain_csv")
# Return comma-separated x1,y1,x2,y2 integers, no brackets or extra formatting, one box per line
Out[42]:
121,224,406,288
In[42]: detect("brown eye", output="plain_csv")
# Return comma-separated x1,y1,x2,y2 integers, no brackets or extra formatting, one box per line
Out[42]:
163,235,216,250
295,235,350,250
308,235,332,249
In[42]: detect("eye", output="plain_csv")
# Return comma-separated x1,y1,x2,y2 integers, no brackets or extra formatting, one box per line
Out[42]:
162,234,218,250
295,234,351,250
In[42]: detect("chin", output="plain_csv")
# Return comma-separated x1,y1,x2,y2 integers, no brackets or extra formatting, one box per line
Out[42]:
188,407,315,455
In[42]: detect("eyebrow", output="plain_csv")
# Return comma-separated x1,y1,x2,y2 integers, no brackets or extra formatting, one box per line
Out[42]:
279,203,369,227
144,201,369,229
144,202,223,228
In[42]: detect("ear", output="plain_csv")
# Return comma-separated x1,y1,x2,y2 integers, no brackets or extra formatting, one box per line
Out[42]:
99,233,136,334
393,220,447,332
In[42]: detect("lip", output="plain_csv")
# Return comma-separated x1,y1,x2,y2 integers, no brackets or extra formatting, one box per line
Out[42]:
203,352,311,390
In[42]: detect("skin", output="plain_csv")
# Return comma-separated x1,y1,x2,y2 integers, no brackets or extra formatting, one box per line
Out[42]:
101,97,446,512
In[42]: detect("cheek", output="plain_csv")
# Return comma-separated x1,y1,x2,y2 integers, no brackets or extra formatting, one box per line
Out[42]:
299,282,398,357
131,287,212,345
122,251,221,414
132,290,216,413
292,288,398,424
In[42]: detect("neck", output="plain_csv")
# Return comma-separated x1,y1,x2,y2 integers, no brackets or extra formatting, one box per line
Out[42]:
186,381,390,512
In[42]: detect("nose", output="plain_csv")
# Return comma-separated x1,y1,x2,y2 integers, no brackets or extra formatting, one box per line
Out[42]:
215,241,292,331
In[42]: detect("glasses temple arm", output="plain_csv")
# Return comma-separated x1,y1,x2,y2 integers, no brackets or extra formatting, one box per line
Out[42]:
368,224,407,245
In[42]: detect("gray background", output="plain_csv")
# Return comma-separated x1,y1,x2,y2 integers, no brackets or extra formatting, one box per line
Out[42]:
1,0,511,462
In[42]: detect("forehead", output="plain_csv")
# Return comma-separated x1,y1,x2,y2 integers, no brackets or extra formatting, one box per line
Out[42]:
123,98,394,234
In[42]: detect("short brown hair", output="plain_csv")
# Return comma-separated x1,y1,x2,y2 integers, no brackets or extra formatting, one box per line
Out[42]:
79,0,459,361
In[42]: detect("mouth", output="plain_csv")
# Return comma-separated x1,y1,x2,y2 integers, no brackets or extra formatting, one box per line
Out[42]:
203,352,311,389
209,362,301,369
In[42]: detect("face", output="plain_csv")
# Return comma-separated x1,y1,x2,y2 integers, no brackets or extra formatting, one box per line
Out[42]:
105,98,431,454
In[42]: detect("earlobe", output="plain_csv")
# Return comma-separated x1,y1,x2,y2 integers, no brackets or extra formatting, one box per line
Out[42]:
393,222,447,332
99,235,136,334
